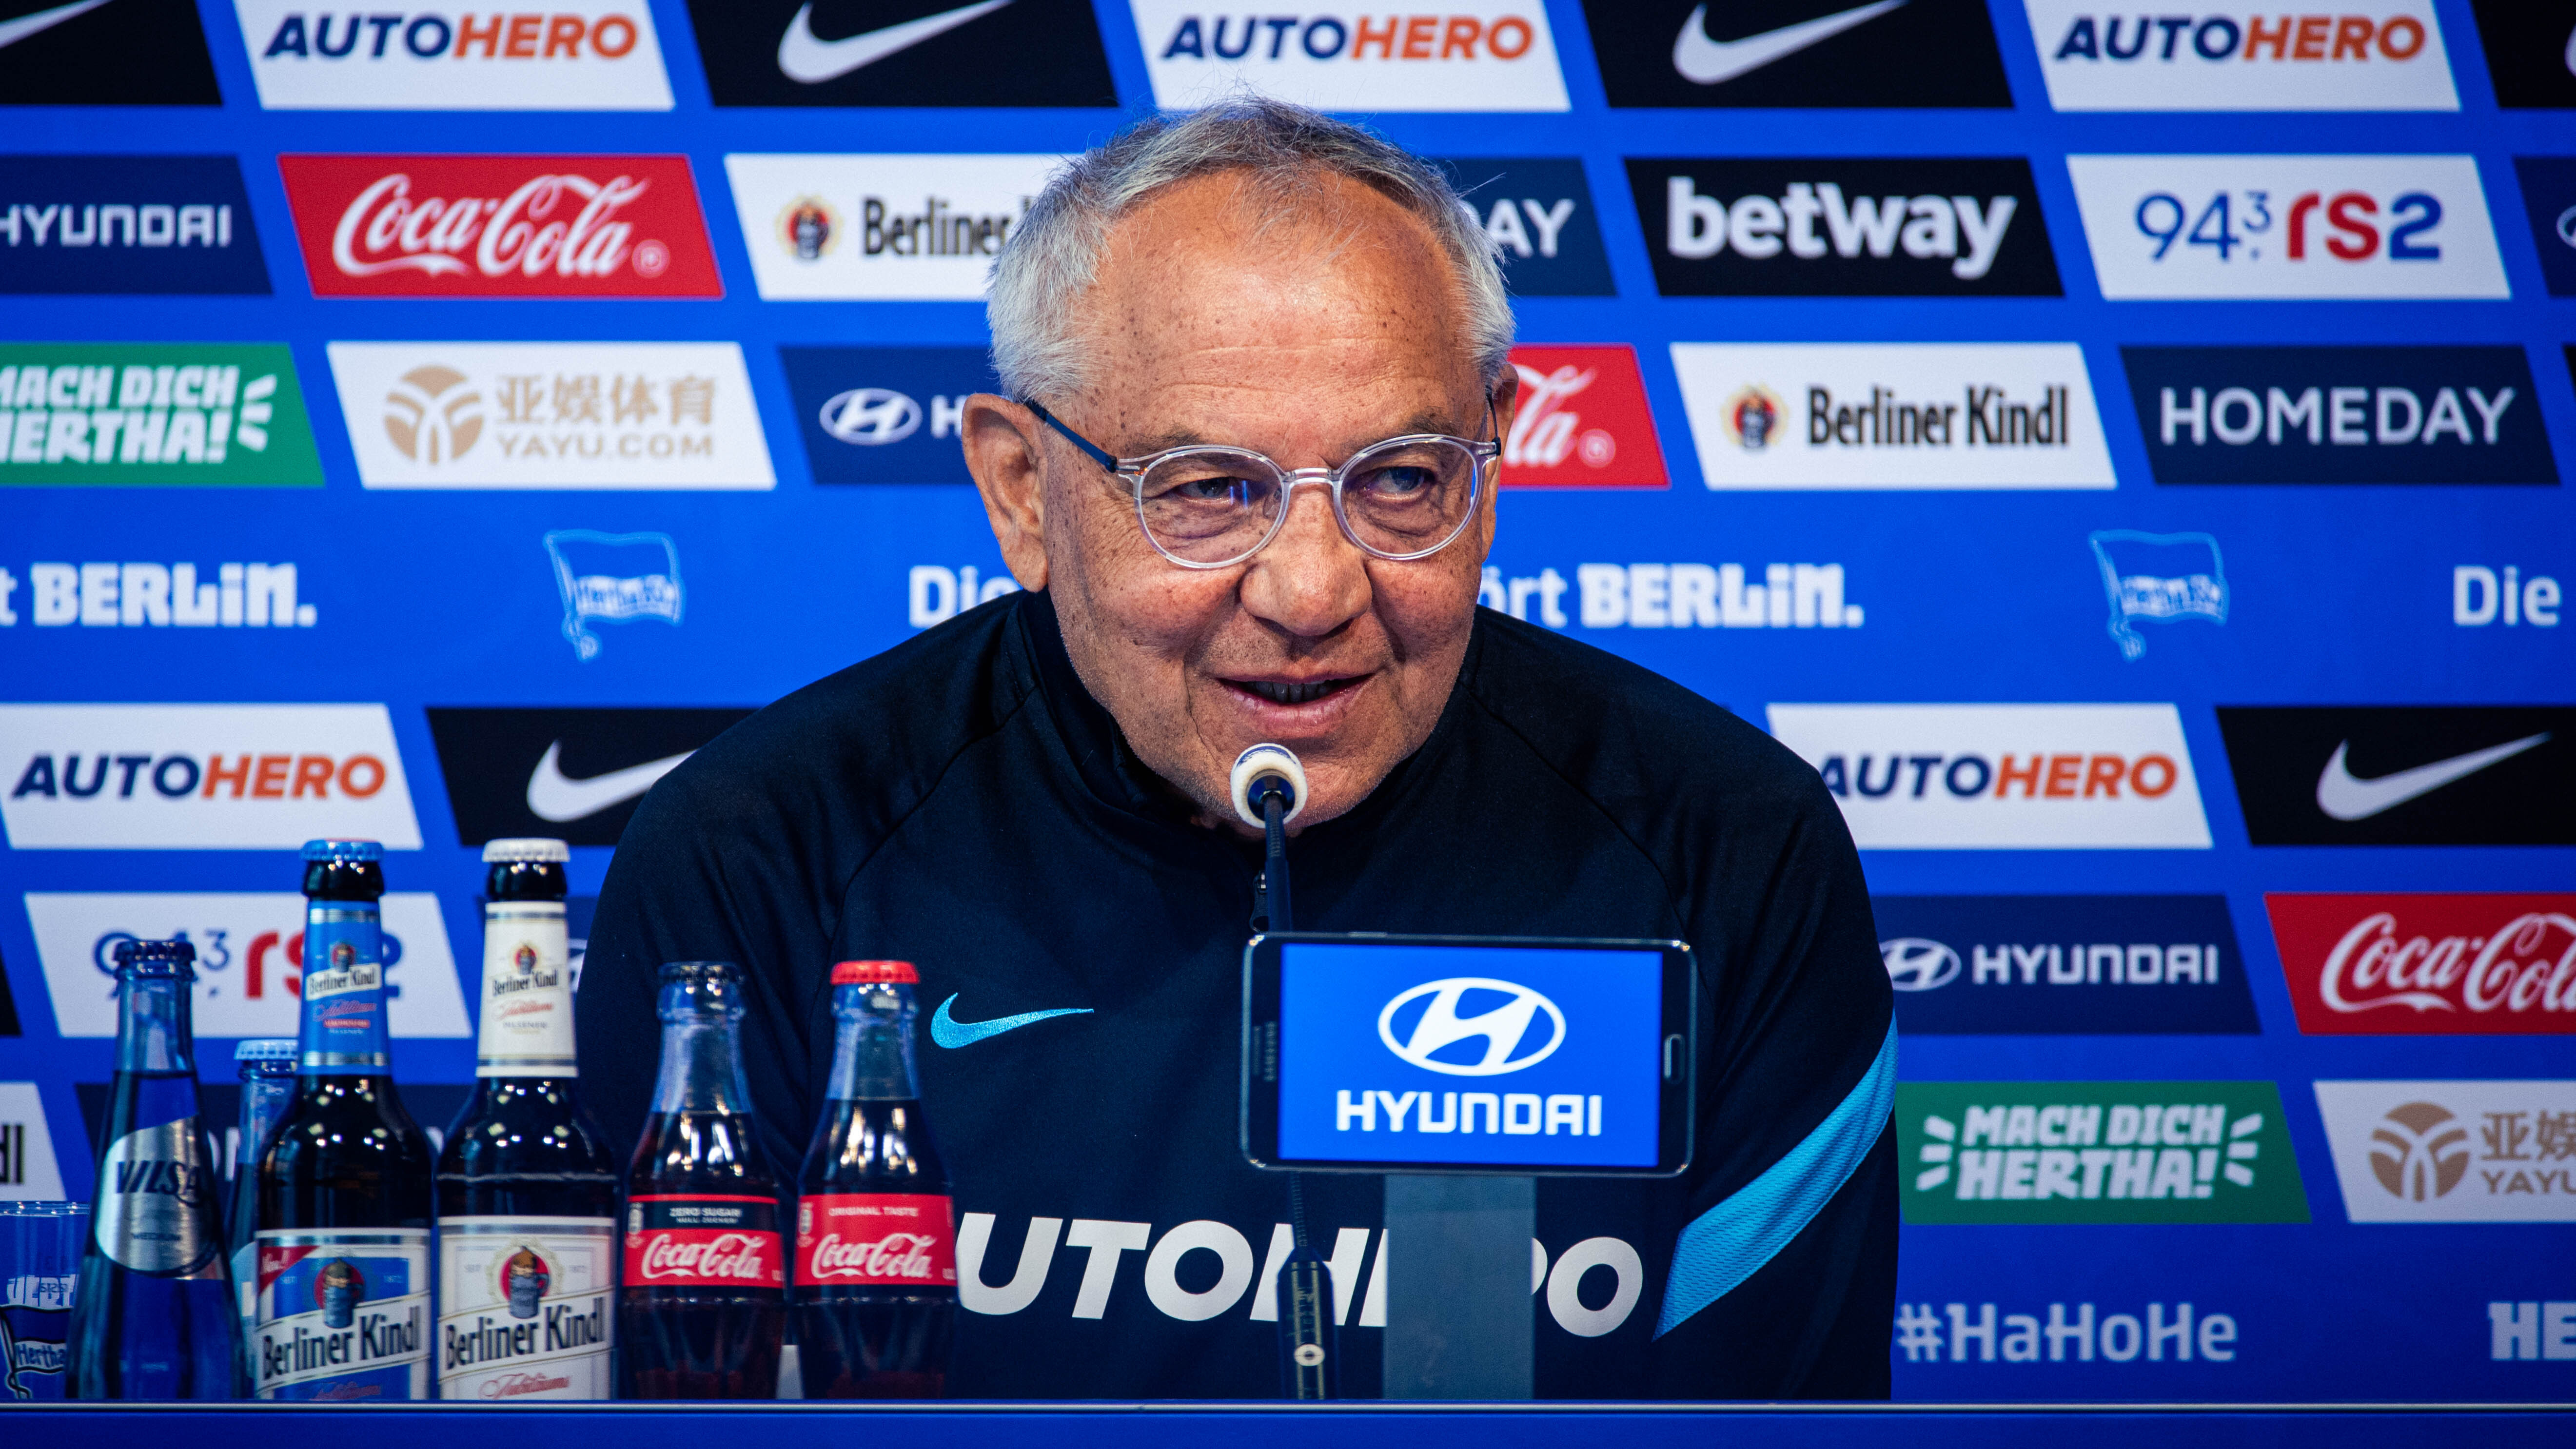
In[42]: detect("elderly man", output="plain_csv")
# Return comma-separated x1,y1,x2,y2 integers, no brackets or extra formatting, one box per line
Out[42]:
580,99,1894,1399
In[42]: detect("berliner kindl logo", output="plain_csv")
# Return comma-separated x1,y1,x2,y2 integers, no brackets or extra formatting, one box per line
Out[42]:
383,365,484,465
1722,383,1781,450
779,197,840,261
1378,978,1565,1076
2369,1101,2471,1201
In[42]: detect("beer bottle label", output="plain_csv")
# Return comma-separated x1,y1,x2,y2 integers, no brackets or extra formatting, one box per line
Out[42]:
252,1228,431,1401
95,1117,221,1277
794,1193,957,1288
476,902,575,1078
433,1216,615,1401
621,1195,785,1289
298,904,390,1075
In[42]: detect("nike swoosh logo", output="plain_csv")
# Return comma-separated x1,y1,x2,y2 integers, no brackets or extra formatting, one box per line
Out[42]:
1672,0,1907,85
930,993,1091,1049
776,0,1013,84
523,741,695,823
2313,732,2551,822
0,0,115,51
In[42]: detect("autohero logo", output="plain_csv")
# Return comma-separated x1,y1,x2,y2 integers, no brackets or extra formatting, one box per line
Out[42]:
2214,706,2576,846
1586,0,2011,109
0,704,423,850
1898,1081,2308,1224
688,0,1115,107
1,561,317,630
2027,1,2456,111
1874,895,2258,1035
1136,2,1570,112
239,3,673,108
1896,1298,2241,1366
327,343,773,490
0,346,323,487
2314,1080,2576,1222
2266,894,2576,1036
1435,158,1612,296
2468,2,2576,110
1765,704,2213,849
0,1083,67,1199
0,0,220,106
725,153,1056,301
1557,561,1863,631
781,345,997,486
0,157,267,295
2065,155,2508,299
1498,346,1666,488
278,154,722,297
2123,346,2554,486
1670,344,2112,490
425,706,752,846
2509,160,2576,299
1635,158,2059,297
23,893,471,1039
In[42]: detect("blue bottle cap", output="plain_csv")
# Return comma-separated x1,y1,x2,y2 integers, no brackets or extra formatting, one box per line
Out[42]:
302,839,384,862
112,937,197,976
235,1038,298,1062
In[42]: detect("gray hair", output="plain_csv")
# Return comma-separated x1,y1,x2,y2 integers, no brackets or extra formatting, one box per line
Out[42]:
987,97,1514,405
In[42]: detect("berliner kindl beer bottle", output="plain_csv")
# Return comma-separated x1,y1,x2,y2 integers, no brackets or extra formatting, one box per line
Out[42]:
622,961,786,1398
252,840,435,1400
69,937,236,1399
435,839,618,1400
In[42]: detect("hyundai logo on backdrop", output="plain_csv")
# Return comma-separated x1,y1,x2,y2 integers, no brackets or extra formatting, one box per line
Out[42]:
1435,158,1613,296
1635,158,2059,296
2065,155,2509,299
424,705,751,846
2121,346,2555,485
0,156,268,294
0,0,221,105
2025,1,2457,111
2312,1080,2576,1222
687,0,1116,107
236,2,675,109
1874,894,2258,1034
781,346,997,485
23,892,472,1039
1585,0,2011,109
2264,894,2576,1035
725,153,1058,300
2215,706,2576,846
1135,2,1571,112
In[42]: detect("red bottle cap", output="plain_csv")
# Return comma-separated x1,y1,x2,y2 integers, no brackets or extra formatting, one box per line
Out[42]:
832,960,919,984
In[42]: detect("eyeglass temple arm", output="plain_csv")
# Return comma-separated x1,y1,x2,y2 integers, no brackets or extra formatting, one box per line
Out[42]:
1020,398,1121,472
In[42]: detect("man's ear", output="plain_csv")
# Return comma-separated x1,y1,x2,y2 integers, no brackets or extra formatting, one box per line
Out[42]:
1469,366,1522,563
962,393,1050,592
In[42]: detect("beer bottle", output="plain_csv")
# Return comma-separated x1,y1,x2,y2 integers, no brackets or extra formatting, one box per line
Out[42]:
621,960,785,1398
252,840,434,1400
69,937,235,1399
226,1038,295,1396
435,839,617,1400
792,961,955,1398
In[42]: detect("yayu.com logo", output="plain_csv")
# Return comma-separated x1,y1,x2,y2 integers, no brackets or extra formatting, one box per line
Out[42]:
279,154,720,297
2315,1080,2576,1222
2066,154,2507,299
2265,894,2576,1036
1634,157,2060,297
2027,1,2458,111
1765,704,2213,849
0,704,423,849
1135,3,1570,112
2,561,316,630
238,3,674,109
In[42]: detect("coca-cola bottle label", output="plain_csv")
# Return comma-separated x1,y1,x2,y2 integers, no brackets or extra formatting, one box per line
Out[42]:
434,1216,615,1401
793,1194,957,1288
621,1195,785,1289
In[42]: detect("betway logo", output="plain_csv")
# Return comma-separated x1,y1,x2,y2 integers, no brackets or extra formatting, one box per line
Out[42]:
0,704,422,849
240,3,674,110
1134,3,1570,112
1766,704,2213,849
2028,1,2457,111
1666,177,2020,280
1,562,314,628
2266,894,2576,1035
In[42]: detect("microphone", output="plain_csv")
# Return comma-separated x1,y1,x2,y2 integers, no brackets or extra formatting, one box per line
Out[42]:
1230,743,1308,829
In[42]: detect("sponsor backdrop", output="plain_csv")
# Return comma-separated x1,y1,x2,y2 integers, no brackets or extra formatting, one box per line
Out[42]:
1,0,2572,1404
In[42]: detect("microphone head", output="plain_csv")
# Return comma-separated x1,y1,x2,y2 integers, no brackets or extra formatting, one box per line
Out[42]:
1229,743,1308,829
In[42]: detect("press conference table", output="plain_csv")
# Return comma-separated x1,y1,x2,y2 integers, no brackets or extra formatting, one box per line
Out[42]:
12,1400,2572,1447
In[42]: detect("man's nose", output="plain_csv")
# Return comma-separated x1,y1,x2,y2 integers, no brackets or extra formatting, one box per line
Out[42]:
1239,478,1370,638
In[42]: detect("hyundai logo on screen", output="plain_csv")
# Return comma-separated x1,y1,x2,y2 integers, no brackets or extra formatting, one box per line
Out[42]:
1377,977,1566,1076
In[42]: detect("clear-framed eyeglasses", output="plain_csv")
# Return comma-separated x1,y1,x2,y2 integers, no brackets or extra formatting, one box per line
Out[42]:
1022,398,1499,570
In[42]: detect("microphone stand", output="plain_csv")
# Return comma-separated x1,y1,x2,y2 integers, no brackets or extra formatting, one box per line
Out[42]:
1254,777,1337,1401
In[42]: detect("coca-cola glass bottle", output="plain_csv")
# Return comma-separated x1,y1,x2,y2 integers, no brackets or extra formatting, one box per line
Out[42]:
791,961,956,1399
620,960,784,1399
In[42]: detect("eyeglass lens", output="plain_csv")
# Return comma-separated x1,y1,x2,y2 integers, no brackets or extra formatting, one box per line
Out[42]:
1136,437,1481,564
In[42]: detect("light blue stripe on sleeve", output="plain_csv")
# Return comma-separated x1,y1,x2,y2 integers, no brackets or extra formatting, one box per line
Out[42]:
1652,1019,1898,1338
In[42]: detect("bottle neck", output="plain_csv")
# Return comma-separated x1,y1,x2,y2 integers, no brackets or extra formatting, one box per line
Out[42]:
298,897,390,1075
235,1067,296,1168
116,974,196,1075
825,982,921,1101
651,1012,753,1114
476,899,576,1078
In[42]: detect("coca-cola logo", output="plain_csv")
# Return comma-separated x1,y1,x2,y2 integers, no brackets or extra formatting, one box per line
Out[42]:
806,1231,939,1281
328,171,661,281
1507,361,1617,470
2268,893,2576,1036
634,1231,774,1281
1495,345,1667,488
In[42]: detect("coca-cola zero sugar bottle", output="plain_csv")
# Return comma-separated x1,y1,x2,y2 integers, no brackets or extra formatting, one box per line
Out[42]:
620,960,784,1398
791,961,956,1398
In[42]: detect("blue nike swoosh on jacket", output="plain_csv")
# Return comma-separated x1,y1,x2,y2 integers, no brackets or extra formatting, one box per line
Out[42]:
930,994,1093,1048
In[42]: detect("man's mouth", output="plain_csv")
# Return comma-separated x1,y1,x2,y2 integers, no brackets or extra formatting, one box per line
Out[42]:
1230,676,1362,707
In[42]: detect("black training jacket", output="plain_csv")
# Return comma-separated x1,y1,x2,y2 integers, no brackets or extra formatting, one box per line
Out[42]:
578,588,1897,1399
